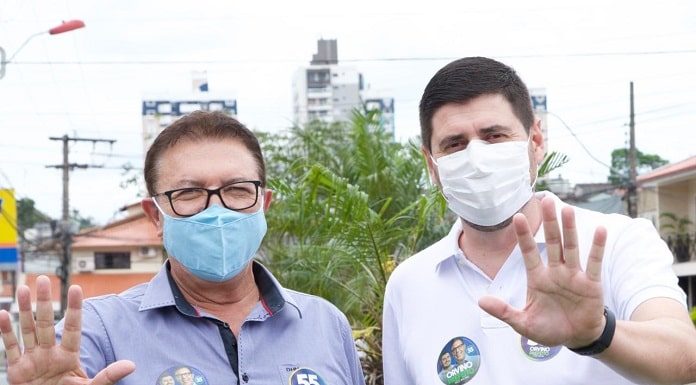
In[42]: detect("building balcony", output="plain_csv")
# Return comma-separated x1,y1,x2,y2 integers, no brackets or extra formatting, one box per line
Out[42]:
307,104,332,111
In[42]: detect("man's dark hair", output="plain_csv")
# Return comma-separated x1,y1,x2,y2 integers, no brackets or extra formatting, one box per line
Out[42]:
419,56,534,152
144,110,266,196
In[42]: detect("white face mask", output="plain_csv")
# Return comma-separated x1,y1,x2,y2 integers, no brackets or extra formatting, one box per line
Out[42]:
432,139,534,227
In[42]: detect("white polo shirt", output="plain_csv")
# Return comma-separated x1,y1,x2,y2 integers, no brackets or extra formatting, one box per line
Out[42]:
383,192,686,385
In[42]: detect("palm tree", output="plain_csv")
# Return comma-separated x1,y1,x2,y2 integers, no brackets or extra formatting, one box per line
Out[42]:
259,111,450,384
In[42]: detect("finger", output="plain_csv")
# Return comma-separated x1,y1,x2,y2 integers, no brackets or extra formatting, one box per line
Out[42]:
478,295,525,332
17,285,37,351
60,285,83,352
541,197,563,266
91,360,136,385
35,275,56,348
513,214,543,274
0,309,21,364
585,226,607,282
561,206,580,270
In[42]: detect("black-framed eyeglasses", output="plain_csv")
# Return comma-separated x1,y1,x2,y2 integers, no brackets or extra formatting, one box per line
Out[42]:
154,180,262,217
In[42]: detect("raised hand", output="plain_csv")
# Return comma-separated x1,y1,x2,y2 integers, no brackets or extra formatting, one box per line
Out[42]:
0,275,135,385
479,197,608,348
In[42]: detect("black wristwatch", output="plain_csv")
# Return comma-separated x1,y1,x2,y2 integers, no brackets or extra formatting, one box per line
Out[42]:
568,307,616,356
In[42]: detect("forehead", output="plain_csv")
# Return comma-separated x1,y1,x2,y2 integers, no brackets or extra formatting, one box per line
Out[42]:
430,94,525,145
156,138,259,189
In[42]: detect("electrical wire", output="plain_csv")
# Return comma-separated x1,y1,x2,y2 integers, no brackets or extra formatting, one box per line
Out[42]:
9,48,696,66
546,111,618,173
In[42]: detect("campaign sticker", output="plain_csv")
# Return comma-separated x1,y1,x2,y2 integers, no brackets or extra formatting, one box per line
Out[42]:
436,337,481,385
520,336,561,361
157,366,209,385
288,367,327,385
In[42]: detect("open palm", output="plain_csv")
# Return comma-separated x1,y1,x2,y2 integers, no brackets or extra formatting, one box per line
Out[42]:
479,197,608,348
0,275,135,385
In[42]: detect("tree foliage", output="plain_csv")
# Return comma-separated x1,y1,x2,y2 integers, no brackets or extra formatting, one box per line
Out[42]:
17,198,51,232
608,148,669,186
258,112,451,384
535,151,570,191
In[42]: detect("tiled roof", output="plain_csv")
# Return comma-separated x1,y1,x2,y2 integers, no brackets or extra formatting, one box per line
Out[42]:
638,155,696,184
72,213,161,250
24,272,156,301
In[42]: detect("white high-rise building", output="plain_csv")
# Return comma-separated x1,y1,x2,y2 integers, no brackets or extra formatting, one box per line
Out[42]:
530,88,548,155
142,71,237,155
293,39,363,126
362,91,395,138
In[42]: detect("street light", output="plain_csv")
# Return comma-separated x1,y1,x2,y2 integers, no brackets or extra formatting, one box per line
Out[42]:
0,19,85,79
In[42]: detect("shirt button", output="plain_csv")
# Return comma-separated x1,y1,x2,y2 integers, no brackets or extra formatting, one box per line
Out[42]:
241,373,249,382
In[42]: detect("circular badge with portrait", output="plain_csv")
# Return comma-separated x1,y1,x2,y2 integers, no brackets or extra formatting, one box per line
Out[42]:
520,336,561,361
436,337,481,385
156,366,209,385
288,367,327,385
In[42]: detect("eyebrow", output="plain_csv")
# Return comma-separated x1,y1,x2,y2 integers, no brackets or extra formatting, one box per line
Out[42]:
171,177,255,189
478,124,514,136
436,125,514,150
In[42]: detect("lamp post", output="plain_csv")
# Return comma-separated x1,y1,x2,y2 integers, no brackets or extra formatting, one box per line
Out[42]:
0,19,85,79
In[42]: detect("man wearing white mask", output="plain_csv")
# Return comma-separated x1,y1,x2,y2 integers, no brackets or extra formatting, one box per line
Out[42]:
0,111,365,385
382,57,696,385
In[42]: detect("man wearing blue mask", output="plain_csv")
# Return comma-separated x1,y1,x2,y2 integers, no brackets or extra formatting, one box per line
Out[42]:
382,57,696,385
0,111,365,385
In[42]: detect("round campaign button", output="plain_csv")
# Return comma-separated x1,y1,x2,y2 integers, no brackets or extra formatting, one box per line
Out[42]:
156,366,209,385
436,337,481,385
288,367,327,385
520,336,561,361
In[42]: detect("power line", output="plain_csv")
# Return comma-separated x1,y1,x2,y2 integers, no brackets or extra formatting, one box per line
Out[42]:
9,48,696,66
547,111,617,172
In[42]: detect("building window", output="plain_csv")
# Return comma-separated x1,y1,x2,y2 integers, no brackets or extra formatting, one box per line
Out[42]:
94,252,131,269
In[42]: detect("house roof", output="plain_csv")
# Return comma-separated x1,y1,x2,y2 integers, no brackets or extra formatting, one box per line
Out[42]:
638,155,696,185
24,272,156,301
72,213,161,250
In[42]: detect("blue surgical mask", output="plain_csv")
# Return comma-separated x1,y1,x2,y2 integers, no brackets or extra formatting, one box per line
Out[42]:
152,200,267,282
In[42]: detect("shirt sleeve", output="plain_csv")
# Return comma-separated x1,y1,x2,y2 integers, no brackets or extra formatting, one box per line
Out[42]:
55,300,112,377
607,217,687,320
382,285,414,385
338,311,366,385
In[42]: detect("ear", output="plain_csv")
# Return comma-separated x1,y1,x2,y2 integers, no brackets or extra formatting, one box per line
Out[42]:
141,198,164,238
529,118,545,165
421,146,441,187
262,189,273,212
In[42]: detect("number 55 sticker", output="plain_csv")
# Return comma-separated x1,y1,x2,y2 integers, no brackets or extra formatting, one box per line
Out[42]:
289,368,327,385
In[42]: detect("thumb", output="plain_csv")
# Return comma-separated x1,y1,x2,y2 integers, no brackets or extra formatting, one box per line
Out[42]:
91,360,136,385
478,295,525,331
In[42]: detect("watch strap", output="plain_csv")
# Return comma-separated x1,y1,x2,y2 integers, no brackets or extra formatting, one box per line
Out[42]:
569,306,616,356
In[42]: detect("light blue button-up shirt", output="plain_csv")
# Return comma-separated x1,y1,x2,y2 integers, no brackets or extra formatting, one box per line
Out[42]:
56,261,365,385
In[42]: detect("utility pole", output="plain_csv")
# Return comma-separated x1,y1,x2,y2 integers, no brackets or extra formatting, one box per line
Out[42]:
47,135,116,317
627,82,638,218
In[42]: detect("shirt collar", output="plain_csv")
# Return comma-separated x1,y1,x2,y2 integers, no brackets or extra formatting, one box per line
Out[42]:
253,261,302,318
433,191,566,269
138,260,302,319
431,218,466,269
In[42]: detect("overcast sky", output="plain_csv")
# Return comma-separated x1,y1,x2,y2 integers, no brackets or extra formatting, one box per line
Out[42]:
1,0,695,225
